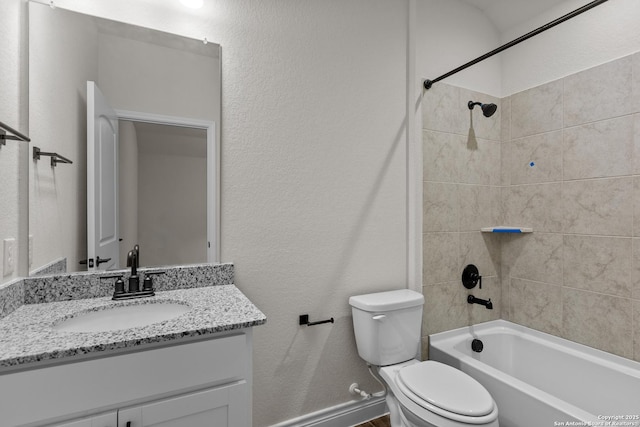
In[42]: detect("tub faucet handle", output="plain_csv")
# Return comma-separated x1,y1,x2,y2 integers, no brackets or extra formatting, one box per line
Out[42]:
462,264,482,289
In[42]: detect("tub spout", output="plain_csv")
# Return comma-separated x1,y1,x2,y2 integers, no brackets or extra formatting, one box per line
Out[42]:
467,294,493,309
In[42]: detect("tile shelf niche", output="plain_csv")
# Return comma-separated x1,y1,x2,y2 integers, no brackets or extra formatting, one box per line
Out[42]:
480,226,533,233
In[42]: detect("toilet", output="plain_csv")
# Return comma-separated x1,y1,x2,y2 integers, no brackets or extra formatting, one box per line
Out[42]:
349,289,499,427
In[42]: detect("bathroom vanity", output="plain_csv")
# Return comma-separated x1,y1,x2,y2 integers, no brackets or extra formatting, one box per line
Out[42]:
0,264,266,427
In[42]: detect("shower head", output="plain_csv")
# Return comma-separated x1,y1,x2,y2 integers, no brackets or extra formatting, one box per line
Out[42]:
468,101,497,118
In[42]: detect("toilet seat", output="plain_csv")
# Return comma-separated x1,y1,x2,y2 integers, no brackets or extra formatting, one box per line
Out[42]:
385,361,498,425
398,361,494,417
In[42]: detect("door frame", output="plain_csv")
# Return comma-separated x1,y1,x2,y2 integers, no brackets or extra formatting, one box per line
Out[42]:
115,109,219,263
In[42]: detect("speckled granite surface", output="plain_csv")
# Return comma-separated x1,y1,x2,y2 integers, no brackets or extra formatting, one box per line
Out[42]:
23,263,235,304
0,285,266,370
0,278,24,320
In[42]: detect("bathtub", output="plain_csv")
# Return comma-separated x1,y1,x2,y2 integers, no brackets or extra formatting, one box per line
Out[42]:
429,320,640,427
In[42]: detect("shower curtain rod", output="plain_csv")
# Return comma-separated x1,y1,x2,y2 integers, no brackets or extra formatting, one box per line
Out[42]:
423,0,610,90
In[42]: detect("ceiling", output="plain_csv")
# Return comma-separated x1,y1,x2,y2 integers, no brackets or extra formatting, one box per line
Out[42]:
460,0,586,33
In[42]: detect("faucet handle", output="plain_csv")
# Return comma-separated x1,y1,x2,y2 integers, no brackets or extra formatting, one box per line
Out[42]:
142,275,153,291
114,276,125,295
100,274,125,296
142,271,166,292
462,264,482,289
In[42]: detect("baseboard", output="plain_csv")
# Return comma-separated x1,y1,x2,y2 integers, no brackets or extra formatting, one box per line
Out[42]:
269,396,387,427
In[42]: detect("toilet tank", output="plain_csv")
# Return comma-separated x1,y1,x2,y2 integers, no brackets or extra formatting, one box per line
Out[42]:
349,289,424,366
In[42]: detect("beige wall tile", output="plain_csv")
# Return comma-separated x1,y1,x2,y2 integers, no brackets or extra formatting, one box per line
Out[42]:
423,232,460,284
422,278,500,336
502,233,563,285
633,53,640,114
564,116,634,180
634,115,640,174
423,56,640,362
422,83,465,135
458,139,501,185
562,288,633,359
501,96,511,144
422,281,471,336
422,130,461,182
423,182,458,232
500,96,511,187
563,177,633,236
511,80,563,139
466,276,501,324
501,140,512,187
631,238,640,300
504,183,563,233
510,131,563,185
634,301,640,363
421,336,430,361
634,177,640,237
510,278,562,336
460,232,500,278
563,235,632,298
458,185,502,231
501,274,511,321
564,56,634,127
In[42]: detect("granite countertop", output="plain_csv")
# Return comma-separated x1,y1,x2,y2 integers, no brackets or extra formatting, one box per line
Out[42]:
0,285,266,371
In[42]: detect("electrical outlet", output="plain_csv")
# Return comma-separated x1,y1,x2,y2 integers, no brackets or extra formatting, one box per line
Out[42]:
29,235,34,268
3,238,16,277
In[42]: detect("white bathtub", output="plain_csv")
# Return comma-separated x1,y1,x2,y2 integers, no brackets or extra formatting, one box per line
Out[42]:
429,320,640,427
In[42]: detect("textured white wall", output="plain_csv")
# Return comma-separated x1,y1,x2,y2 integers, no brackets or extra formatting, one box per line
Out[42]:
0,0,27,283
416,0,502,97
212,3,409,423
29,2,99,274
118,121,138,268
501,0,640,95
97,32,219,121
19,0,411,424
137,127,207,267
416,0,640,97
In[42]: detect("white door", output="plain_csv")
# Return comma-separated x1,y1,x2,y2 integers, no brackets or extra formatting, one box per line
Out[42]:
87,81,119,271
117,382,248,427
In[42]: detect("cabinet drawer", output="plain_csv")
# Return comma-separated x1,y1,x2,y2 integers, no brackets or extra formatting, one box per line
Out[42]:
1,333,249,426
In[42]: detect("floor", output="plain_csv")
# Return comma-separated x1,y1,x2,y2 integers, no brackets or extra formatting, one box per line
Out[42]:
353,414,391,427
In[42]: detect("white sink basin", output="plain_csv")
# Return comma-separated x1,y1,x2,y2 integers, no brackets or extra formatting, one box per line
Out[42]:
53,302,191,333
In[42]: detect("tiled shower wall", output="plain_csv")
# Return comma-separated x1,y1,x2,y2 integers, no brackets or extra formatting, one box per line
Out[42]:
421,84,502,353
502,53,640,361
423,52,640,362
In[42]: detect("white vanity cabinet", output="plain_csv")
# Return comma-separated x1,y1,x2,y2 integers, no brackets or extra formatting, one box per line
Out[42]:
117,381,247,427
0,331,254,427
51,412,117,427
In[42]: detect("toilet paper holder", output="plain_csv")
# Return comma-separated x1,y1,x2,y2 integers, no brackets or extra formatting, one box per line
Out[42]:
299,314,334,326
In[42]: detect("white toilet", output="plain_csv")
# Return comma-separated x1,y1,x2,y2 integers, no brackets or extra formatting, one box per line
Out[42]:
349,289,499,427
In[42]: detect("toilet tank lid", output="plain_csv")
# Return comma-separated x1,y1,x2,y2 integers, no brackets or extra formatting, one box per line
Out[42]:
349,289,424,312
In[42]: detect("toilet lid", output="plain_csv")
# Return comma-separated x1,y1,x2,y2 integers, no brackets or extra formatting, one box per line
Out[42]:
397,361,494,417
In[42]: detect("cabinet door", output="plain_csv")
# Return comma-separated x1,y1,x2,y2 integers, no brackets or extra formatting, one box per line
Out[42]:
118,381,248,427
50,411,117,427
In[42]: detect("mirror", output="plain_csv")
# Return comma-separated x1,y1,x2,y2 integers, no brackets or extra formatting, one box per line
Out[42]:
28,1,220,274
117,121,209,269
